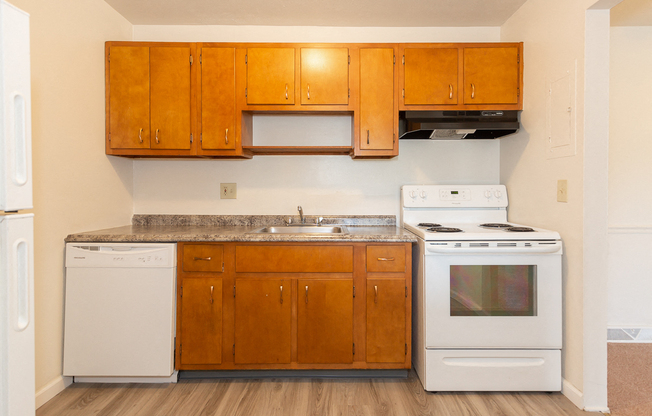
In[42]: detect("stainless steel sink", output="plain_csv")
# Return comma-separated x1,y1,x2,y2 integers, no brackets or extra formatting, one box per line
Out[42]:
249,226,348,235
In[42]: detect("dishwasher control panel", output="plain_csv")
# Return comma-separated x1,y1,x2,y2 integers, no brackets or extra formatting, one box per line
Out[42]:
65,243,176,268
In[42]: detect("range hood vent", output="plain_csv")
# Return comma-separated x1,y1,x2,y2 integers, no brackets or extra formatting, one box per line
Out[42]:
399,110,519,140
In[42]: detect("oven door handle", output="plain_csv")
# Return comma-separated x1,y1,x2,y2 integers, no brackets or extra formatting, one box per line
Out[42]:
426,244,562,254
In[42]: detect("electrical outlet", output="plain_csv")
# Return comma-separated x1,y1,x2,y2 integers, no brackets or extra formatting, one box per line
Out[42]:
220,183,237,199
557,180,568,203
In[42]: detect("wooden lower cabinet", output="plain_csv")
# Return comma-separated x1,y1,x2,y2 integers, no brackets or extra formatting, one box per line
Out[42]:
179,277,222,365
297,279,353,364
176,241,411,370
234,278,292,364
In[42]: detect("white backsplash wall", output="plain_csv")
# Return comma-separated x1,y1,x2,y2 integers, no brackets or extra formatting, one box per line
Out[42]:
133,139,500,217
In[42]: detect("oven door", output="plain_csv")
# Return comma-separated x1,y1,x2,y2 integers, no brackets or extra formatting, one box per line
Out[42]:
423,242,562,349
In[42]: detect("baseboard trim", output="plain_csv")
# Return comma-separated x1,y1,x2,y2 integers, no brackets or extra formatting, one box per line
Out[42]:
562,378,584,410
36,375,73,409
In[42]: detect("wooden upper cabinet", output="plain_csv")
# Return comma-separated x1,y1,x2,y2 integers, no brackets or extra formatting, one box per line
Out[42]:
234,278,292,364
359,48,395,152
463,46,520,105
404,48,458,105
246,48,295,105
366,279,406,363
108,46,150,149
150,47,192,150
180,277,222,365
297,279,353,364
300,48,349,105
200,47,236,150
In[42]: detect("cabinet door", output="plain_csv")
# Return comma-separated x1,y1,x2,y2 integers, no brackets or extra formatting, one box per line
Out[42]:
360,48,394,151
300,48,349,105
234,279,292,364
298,279,353,364
150,47,192,150
366,279,406,363
404,48,458,105
180,277,222,365
201,48,236,150
108,46,150,149
463,47,519,105
246,48,295,105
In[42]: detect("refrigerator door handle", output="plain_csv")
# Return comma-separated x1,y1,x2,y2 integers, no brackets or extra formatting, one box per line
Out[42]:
12,93,29,186
12,238,30,331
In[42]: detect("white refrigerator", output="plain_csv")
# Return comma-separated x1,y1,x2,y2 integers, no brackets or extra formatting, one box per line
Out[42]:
0,1,35,416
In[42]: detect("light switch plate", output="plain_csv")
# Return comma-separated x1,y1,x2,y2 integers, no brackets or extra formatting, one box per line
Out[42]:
220,183,237,199
557,180,568,203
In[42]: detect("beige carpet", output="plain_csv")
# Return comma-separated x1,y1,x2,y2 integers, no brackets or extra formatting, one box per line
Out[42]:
608,343,652,416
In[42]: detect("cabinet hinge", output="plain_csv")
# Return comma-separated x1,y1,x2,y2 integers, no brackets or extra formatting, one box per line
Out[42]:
200,134,203,143
233,285,236,297
348,88,350,98
405,343,408,355
402,89,405,98
190,55,193,65
353,343,355,355
245,54,248,64
181,286,183,297
517,53,520,64
108,133,111,142
200,54,202,64
108,52,110,63
179,343,182,355
393,133,396,144
402,55,405,65
348,55,351,65
405,286,408,297
393,55,396,65
517,87,520,97
245,88,248,98
190,134,193,144
222,262,224,272
353,286,355,298
233,344,235,355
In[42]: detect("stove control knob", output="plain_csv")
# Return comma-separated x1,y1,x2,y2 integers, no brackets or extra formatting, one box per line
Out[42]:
419,190,427,199
494,190,503,199
484,190,492,199
409,190,417,198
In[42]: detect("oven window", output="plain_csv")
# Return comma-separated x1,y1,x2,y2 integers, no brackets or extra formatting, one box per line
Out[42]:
450,265,537,316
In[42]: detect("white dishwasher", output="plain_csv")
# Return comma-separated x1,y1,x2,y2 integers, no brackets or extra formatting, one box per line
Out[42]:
63,243,177,382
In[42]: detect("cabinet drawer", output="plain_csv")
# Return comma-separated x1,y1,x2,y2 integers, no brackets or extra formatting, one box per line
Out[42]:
366,245,406,273
183,244,224,272
235,245,353,273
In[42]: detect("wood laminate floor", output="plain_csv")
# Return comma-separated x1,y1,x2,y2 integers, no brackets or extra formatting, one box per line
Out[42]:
37,371,602,416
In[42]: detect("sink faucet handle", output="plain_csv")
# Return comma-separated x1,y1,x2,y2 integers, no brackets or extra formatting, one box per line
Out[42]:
317,217,324,225
285,217,293,226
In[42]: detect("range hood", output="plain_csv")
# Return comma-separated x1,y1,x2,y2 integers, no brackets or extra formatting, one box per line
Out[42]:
399,110,519,140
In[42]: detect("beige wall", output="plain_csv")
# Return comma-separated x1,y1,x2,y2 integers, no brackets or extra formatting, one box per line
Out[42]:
7,0,134,396
608,26,652,327
500,0,596,395
131,26,503,217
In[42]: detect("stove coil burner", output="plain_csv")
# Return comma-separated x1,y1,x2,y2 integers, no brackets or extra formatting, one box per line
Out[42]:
418,223,442,228
427,227,463,233
506,226,535,232
479,223,513,229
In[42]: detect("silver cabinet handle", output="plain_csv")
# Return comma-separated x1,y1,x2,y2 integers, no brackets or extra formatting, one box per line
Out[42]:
307,84,310,100
377,257,395,261
194,256,212,261
471,83,475,99
155,128,160,144
210,285,214,304
367,130,370,145
449,84,453,99
374,285,378,304
139,128,143,143
280,285,283,304
285,83,289,100
225,128,229,144
305,285,309,303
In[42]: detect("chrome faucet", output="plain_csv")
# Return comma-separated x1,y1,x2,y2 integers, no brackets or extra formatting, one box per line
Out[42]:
298,206,305,224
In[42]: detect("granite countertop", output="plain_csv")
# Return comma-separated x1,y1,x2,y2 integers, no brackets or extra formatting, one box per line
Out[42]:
65,215,417,243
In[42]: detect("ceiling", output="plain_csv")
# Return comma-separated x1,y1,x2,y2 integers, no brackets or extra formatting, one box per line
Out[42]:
611,0,652,26
103,0,528,27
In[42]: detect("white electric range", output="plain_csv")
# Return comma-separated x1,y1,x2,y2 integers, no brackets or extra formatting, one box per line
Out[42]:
401,184,563,392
